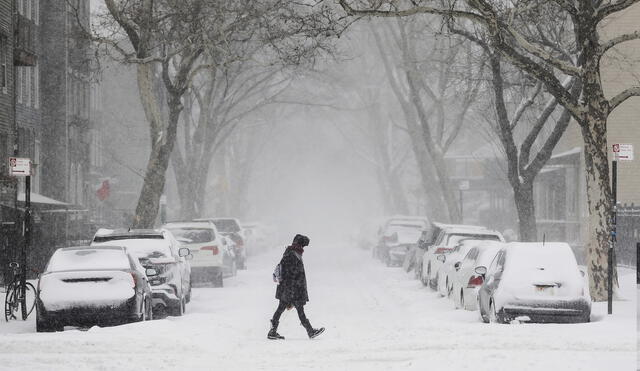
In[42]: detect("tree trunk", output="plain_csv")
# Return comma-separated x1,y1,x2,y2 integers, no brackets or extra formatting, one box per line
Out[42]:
133,91,183,228
513,182,537,241
430,150,460,223
580,116,614,301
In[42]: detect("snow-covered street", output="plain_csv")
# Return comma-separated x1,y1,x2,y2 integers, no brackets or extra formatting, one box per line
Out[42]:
0,244,636,371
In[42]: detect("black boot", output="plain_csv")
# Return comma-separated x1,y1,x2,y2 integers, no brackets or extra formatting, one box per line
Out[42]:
267,319,284,340
301,319,325,339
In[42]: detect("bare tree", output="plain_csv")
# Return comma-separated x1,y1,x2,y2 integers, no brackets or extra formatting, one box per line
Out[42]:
372,18,485,223
90,0,343,227
340,0,640,300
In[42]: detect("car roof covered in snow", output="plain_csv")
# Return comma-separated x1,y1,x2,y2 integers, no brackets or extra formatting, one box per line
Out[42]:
163,221,215,229
92,229,167,243
46,245,132,273
432,222,490,231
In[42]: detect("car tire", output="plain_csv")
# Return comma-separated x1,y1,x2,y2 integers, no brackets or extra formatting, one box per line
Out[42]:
460,290,465,310
146,298,153,321
214,272,224,288
169,297,185,317
489,300,502,324
36,314,58,332
186,284,192,303
238,257,247,270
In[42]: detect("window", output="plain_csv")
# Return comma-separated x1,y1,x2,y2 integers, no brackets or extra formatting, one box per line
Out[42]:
16,68,22,104
25,0,31,20
33,0,38,25
17,0,23,16
25,67,31,107
0,36,6,90
33,64,39,108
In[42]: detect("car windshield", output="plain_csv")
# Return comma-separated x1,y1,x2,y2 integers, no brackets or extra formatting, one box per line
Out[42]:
46,249,130,272
93,234,163,243
446,233,500,246
95,239,173,260
167,227,215,243
213,219,241,233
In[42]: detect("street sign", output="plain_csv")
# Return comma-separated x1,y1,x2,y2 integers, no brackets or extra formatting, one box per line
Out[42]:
612,143,633,161
8,157,31,176
458,180,470,191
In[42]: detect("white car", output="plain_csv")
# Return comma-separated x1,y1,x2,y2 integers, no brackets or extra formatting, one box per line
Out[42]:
435,239,487,297
477,242,591,323
420,225,504,289
196,218,247,269
450,241,503,310
163,221,235,287
91,229,192,316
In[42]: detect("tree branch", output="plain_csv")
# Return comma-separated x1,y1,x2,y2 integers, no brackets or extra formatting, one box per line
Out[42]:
608,86,640,112
599,30,640,56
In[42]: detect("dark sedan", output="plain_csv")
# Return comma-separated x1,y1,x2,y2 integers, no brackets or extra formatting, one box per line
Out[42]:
36,246,155,332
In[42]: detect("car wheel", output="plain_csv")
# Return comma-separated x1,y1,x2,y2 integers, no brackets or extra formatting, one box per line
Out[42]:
169,297,185,317
489,300,501,324
460,290,465,310
185,284,192,303
238,257,247,270
36,314,58,332
146,298,153,321
214,272,224,288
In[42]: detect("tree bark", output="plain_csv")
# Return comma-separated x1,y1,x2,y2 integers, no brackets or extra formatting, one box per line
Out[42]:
513,182,537,241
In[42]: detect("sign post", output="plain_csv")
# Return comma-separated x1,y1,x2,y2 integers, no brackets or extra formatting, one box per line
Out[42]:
609,144,633,315
8,157,31,320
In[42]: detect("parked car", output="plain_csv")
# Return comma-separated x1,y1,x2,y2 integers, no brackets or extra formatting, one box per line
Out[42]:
35,246,155,332
195,218,246,269
374,221,424,266
91,229,192,316
420,225,504,289
477,242,591,324
450,241,503,310
407,223,449,278
435,238,487,297
163,221,234,287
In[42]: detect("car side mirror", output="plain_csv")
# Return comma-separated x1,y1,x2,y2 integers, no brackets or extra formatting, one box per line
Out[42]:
145,268,158,277
454,262,461,270
579,269,586,277
475,266,487,276
437,255,446,263
178,247,191,257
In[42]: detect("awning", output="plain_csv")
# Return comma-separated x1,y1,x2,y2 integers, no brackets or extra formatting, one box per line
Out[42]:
17,192,85,211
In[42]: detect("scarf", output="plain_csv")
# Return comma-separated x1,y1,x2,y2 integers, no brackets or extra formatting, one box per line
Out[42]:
290,244,304,256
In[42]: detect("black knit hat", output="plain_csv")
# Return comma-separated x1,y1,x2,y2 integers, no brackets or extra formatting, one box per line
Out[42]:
292,234,310,247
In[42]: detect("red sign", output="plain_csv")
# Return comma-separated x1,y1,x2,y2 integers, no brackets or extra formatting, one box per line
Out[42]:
96,180,110,201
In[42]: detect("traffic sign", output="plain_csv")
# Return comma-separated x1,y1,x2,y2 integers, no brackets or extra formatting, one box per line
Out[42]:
612,144,633,161
8,157,31,176
459,180,470,191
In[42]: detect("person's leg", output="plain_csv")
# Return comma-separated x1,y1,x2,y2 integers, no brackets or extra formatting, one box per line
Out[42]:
295,302,324,338
294,303,312,332
272,301,288,324
268,301,288,339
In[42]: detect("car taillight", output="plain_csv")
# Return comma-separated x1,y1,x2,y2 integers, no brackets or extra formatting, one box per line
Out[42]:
130,272,137,287
201,246,219,255
467,275,484,288
434,247,451,254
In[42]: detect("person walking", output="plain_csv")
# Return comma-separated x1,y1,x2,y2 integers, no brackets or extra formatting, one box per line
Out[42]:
268,234,324,340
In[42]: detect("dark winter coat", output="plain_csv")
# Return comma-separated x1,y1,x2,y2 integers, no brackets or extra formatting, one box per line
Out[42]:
275,246,309,305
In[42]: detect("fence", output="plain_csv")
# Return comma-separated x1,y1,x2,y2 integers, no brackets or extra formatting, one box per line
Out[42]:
617,203,639,269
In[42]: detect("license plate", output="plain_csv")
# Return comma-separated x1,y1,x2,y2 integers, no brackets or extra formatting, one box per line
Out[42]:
534,285,555,296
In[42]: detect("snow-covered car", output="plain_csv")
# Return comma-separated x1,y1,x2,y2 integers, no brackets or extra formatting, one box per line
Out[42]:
91,229,192,316
163,221,235,287
241,222,271,255
435,239,487,297
477,242,591,324
420,225,504,289
450,241,503,310
408,223,448,278
35,246,155,332
375,221,424,266
196,218,247,269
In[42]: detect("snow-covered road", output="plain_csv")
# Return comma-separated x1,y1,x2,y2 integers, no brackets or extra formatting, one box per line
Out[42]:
0,244,636,371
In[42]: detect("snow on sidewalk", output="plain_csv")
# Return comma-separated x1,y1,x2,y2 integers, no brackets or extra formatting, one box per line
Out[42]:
0,244,636,371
